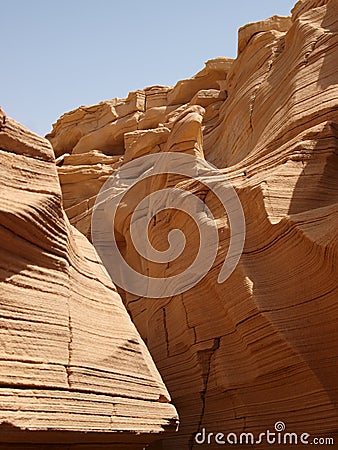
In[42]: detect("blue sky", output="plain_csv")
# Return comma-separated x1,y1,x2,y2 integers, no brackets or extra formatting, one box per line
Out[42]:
1,0,296,136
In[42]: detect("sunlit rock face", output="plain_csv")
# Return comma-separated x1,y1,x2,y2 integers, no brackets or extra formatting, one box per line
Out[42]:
0,108,178,448
45,0,338,448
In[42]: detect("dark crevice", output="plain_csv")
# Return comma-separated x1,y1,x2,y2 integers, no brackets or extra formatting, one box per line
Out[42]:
66,312,73,388
190,337,220,450
181,296,197,344
162,307,170,357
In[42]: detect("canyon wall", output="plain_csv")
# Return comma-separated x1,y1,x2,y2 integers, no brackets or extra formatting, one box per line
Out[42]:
47,1,338,448
0,108,178,448
0,0,337,449
48,0,338,450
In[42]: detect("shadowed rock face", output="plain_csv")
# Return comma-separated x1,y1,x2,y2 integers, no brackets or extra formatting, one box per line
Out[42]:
0,108,178,448
1,0,337,449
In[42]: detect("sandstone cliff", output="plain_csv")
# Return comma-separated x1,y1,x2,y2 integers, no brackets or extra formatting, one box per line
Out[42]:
1,0,337,449
0,108,178,448
46,1,338,448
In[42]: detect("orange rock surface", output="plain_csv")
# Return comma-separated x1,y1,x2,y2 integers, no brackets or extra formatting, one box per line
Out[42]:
1,0,337,449
0,108,178,448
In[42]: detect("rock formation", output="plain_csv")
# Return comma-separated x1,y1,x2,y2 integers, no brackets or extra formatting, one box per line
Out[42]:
1,0,337,449
0,108,178,448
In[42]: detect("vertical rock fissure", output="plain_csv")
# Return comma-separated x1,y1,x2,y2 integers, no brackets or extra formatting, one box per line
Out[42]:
190,337,220,450
182,296,197,343
163,307,170,357
66,305,73,388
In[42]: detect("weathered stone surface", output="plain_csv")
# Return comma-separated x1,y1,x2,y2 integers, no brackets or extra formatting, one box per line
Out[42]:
203,0,338,169
237,15,292,53
0,109,178,447
167,57,233,106
33,0,338,448
124,127,170,163
46,91,146,158
144,86,171,109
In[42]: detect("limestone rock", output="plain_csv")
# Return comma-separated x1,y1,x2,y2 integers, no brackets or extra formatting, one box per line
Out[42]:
44,0,338,448
0,109,178,448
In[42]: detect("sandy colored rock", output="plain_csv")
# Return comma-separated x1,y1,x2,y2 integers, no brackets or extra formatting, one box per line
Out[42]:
0,110,178,448
42,0,338,448
203,0,338,170
71,111,143,156
47,56,232,161
291,0,329,20
124,127,170,163
56,150,123,239
46,91,146,158
190,89,226,107
138,105,177,130
237,15,292,53
45,102,118,157
167,57,233,106
144,85,171,109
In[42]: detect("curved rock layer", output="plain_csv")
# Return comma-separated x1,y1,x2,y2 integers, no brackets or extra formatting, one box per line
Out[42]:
0,109,178,448
42,0,338,448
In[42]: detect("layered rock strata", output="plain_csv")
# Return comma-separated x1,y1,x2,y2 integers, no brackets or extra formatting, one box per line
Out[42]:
3,0,337,449
0,108,178,448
